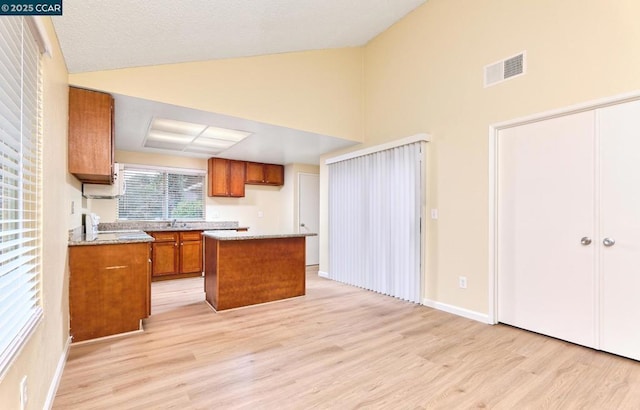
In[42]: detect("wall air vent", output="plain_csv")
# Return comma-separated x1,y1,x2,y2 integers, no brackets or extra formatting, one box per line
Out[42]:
484,51,526,87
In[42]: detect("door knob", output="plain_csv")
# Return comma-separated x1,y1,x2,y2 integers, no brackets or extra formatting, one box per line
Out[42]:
300,223,305,227
580,237,592,245
603,237,616,247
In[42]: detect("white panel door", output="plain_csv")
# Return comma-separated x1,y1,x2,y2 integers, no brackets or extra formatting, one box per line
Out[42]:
497,111,597,348
598,100,640,360
298,173,320,265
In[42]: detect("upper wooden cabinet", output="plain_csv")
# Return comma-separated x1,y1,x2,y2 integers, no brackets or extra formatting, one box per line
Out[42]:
245,161,284,186
208,158,246,197
68,87,115,184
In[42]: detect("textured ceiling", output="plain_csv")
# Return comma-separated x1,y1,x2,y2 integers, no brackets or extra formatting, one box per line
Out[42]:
52,0,427,73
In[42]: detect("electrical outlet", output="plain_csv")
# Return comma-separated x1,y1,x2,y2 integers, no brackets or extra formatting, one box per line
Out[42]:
430,208,438,219
71,200,75,215
19,376,27,410
257,211,264,218
458,276,468,289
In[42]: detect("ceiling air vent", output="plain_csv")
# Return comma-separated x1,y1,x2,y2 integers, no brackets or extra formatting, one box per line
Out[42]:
484,51,526,87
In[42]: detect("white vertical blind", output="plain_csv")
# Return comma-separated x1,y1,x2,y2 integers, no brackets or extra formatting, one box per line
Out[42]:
328,141,424,303
0,17,43,376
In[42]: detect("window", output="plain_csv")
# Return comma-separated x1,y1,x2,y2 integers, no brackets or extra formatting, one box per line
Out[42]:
0,17,44,376
118,165,206,220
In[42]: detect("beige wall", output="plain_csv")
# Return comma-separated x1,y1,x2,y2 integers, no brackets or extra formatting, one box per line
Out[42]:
88,150,312,233
68,48,365,142
343,0,640,314
0,18,77,409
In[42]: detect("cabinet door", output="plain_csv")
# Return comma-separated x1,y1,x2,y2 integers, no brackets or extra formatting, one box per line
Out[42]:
208,158,246,197
497,110,596,348
598,100,640,361
264,164,284,185
208,158,230,196
228,160,246,197
152,240,179,276
69,243,149,342
68,87,114,184
245,161,264,184
180,234,203,274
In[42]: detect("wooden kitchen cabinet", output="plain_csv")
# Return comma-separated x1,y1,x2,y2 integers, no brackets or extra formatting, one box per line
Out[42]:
150,232,179,277
150,230,203,280
68,86,114,184
69,242,151,342
245,161,285,186
208,158,246,197
179,231,203,274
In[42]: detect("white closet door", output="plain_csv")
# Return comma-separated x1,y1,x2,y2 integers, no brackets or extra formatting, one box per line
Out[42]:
598,100,640,360
497,111,597,348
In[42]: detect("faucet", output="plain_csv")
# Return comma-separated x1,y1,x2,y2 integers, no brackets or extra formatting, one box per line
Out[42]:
171,218,177,227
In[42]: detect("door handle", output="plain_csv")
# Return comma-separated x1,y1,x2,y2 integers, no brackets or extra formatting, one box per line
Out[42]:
603,237,616,247
580,237,592,246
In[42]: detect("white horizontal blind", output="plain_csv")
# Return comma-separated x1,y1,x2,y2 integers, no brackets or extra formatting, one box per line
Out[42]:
0,17,43,376
118,166,205,220
328,141,423,303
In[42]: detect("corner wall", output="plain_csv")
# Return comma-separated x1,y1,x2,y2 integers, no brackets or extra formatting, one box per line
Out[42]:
355,0,640,314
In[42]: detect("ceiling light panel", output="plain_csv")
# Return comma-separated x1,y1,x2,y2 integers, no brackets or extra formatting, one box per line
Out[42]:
151,118,207,136
147,130,194,143
200,126,252,142
144,117,252,155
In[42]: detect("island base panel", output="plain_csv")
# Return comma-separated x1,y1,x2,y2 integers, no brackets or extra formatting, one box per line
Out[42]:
205,237,306,310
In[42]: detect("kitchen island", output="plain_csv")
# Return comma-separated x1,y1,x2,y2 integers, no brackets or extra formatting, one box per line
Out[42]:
203,231,316,310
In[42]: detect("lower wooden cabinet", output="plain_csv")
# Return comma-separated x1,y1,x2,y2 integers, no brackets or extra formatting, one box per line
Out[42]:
69,242,151,342
179,231,203,274
150,232,179,277
150,230,203,280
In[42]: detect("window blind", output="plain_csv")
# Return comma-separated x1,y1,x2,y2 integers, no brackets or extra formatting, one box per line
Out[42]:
328,141,424,303
118,166,205,220
0,17,43,376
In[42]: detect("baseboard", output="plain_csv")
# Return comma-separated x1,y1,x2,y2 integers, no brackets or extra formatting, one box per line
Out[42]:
422,298,492,324
318,271,329,278
44,336,71,410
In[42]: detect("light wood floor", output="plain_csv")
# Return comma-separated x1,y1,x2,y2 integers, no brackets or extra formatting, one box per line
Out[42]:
54,271,640,409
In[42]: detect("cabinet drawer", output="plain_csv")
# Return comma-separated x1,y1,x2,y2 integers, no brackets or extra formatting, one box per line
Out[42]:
180,231,203,242
151,232,179,242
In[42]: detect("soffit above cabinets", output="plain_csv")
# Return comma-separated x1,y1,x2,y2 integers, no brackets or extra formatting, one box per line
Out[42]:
113,93,358,165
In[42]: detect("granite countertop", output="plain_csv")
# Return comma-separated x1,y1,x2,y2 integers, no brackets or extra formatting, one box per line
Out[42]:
68,221,246,246
203,230,317,241
98,221,243,232
69,230,154,246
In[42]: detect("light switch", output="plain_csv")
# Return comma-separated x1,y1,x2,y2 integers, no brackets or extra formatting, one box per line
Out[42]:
430,209,438,219
258,211,264,218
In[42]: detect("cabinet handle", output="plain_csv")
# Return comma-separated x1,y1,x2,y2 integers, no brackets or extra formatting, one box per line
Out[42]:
603,237,616,247
580,237,592,245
